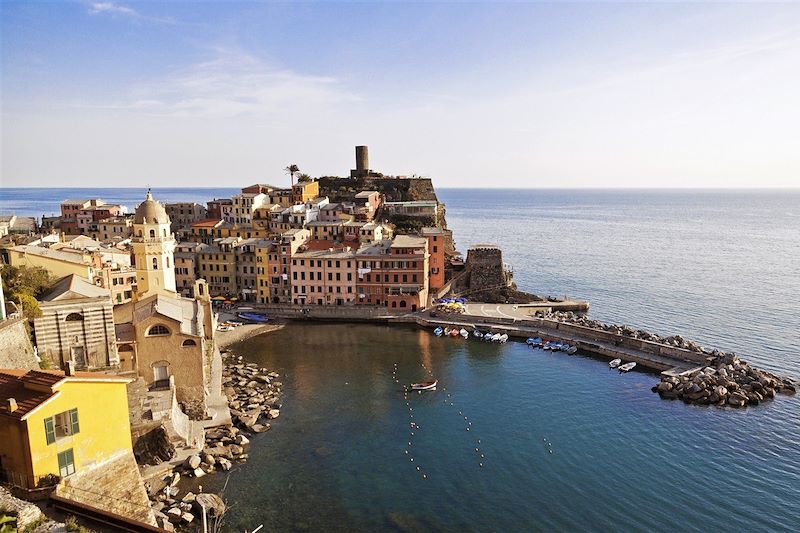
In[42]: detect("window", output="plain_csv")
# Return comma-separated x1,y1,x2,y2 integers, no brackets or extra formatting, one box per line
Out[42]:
152,258,158,269
44,408,79,444
65,313,83,322
58,449,76,477
182,339,197,347
146,324,170,336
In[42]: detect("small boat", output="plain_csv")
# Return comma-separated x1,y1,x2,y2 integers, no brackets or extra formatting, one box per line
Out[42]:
433,327,443,337
526,338,536,345
490,333,501,342
618,362,636,373
459,328,469,339
483,333,493,342
566,346,578,355
609,358,622,368
411,380,438,391
217,325,234,332
543,342,553,351
444,327,452,336
449,329,460,337
238,312,269,323
498,334,509,343
474,330,484,338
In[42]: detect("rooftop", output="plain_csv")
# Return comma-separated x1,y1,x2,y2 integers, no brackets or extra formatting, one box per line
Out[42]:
0,369,129,420
42,274,111,302
10,244,93,266
355,191,379,198
391,235,427,248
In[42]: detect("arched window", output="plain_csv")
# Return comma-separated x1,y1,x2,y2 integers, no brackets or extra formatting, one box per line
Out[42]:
138,230,142,237
181,339,197,347
146,324,170,336
391,301,397,308
118,344,134,352
400,300,407,308
65,312,84,321
152,257,158,269
149,229,155,238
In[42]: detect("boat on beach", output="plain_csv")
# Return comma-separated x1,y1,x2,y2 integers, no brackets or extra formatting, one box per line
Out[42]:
609,358,622,368
237,312,270,323
618,362,636,372
410,380,438,391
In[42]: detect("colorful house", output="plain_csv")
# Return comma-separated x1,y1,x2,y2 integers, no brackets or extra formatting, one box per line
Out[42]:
0,368,156,525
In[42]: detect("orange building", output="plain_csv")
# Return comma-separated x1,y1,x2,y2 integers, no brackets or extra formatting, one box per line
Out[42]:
421,227,447,292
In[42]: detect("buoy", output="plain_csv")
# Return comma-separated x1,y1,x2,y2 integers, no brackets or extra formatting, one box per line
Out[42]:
480,454,485,458
405,450,409,454
423,474,427,479
475,448,479,452
479,463,484,468
411,458,414,462
464,416,468,420
416,466,420,471
466,427,470,431
468,422,472,426
549,450,553,454
408,442,412,446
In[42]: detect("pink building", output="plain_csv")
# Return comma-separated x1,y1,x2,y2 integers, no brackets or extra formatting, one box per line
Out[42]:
290,241,357,305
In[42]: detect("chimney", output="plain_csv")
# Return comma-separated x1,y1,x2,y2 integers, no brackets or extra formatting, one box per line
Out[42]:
6,398,17,413
64,360,75,376
355,145,369,172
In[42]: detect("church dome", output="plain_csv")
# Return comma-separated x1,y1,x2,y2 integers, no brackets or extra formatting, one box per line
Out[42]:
134,190,170,225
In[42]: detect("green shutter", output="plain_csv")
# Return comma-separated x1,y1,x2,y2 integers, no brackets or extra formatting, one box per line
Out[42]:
69,409,80,435
44,417,55,445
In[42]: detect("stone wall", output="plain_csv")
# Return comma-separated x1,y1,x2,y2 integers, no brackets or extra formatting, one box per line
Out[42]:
0,486,46,530
57,451,157,526
0,317,38,369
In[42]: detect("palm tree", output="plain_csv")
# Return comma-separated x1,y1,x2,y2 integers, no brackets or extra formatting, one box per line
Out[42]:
284,164,300,186
297,173,312,183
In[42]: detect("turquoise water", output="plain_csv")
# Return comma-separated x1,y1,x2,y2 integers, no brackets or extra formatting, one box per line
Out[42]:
3,188,799,530
212,323,799,532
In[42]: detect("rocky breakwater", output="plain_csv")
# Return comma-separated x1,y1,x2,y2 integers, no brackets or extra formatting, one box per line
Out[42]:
654,353,797,407
541,310,709,354
146,352,283,529
223,353,283,433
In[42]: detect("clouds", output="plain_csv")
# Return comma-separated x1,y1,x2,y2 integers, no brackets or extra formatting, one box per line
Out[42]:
87,2,138,18
116,48,359,118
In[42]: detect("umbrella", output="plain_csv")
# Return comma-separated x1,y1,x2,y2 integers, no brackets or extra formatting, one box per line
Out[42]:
211,296,226,301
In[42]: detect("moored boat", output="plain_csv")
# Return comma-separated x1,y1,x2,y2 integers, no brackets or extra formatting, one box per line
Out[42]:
460,328,469,339
566,346,578,354
238,312,270,323
618,362,636,372
410,380,438,391
449,328,460,337
609,358,622,368
498,333,509,343
434,327,444,337
474,330,484,338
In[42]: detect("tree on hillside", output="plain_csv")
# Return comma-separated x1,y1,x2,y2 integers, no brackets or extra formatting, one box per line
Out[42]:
297,173,312,183
1,265,54,318
284,164,300,186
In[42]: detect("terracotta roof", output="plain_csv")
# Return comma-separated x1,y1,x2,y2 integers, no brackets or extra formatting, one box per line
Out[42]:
191,219,224,228
0,369,130,420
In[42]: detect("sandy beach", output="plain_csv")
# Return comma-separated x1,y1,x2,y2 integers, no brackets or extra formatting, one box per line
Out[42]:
216,311,285,349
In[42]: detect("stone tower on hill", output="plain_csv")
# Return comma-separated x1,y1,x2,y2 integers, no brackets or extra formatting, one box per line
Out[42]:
131,190,177,298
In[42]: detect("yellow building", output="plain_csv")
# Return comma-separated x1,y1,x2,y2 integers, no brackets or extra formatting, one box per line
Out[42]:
7,245,97,281
0,368,156,525
0,369,131,487
291,180,319,204
130,190,177,298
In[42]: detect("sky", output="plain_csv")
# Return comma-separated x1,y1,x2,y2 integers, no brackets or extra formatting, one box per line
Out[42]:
1,1,799,189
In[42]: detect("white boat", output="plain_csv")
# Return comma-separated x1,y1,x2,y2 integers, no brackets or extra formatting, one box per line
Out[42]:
444,328,452,336
491,333,502,342
410,380,438,391
498,334,509,343
483,334,493,342
433,327,443,337
460,328,469,339
217,325,234,332
474,330,484,338
608,358,622,368
566,346,578,355
618,362,636,373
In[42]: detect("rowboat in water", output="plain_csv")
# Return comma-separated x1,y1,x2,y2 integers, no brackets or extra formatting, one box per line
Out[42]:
609,358,622,368
618,362,636,372
410,380,438,391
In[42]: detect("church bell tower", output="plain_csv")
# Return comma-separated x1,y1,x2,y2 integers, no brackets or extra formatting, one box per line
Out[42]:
131,190,177,298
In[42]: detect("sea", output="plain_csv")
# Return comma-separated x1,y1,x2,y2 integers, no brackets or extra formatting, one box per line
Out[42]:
1,187,798,532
